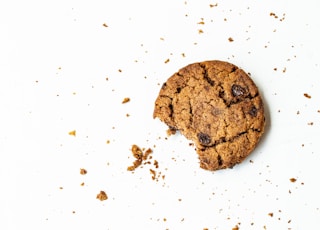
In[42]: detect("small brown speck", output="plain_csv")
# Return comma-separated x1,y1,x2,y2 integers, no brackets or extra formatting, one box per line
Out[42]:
72,211,76,214
102,23,108,27
96,191,108,201
268,212,274,217
290,178,297,183
106,140,110,144
126,113,130,117
297,111,300,115
122,97,130,104
80,168,87,175
304,93,311,99
80,182,85,186
181,53,186,57
68,130,76,136
59,186,63,190
273,68,278,71
282,67,287,73
228,37,234,42
198,29,204,34
118,69,122,72
308,122,314,125
164,58,170,64
197,21,205,25
209,3,218,8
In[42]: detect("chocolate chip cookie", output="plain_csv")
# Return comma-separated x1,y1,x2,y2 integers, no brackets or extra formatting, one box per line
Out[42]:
153,60,265,171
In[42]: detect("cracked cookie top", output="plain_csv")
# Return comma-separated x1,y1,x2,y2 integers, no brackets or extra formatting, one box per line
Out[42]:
153,60,265,171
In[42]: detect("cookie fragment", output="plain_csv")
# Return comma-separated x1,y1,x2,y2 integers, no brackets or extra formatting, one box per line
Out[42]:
153,60,265,171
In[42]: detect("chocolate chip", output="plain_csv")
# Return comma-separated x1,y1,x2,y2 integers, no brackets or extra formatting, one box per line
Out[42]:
197,133,211,145
176,87,181,93
231,84,246,97
161,83,167,89
217,155,223,166
249,106,258,117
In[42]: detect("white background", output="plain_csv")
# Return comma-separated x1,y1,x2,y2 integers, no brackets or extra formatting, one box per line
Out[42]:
1,0,320,229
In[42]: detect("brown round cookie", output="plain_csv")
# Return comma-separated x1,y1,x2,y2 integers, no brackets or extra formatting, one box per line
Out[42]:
153,60,265,171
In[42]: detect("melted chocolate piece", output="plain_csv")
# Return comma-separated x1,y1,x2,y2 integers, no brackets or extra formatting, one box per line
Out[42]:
231,84,246,97
197,133,211,145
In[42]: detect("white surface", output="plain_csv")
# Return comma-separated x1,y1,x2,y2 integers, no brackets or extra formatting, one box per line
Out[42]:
1,0,320,229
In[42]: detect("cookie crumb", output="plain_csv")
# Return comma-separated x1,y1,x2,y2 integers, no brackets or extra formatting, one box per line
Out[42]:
228,37,234,42
150,169,156,180
127,145,153,171
164,58,170,64
102,23,108,27
303,93,311,99
96,191,108,201
68,130,76,136
232,225,239,230
166,127,177,136
268,212,274,217
282,67,287,73
290,178,297,183
209,3,218,8
308,122,314,126
80,182,85,186
122,97,130,104
80,168,87,175
198,29,204,34
270,12,278,18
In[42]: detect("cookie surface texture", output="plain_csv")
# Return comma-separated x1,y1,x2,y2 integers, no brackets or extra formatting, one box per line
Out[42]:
153,60,265,171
